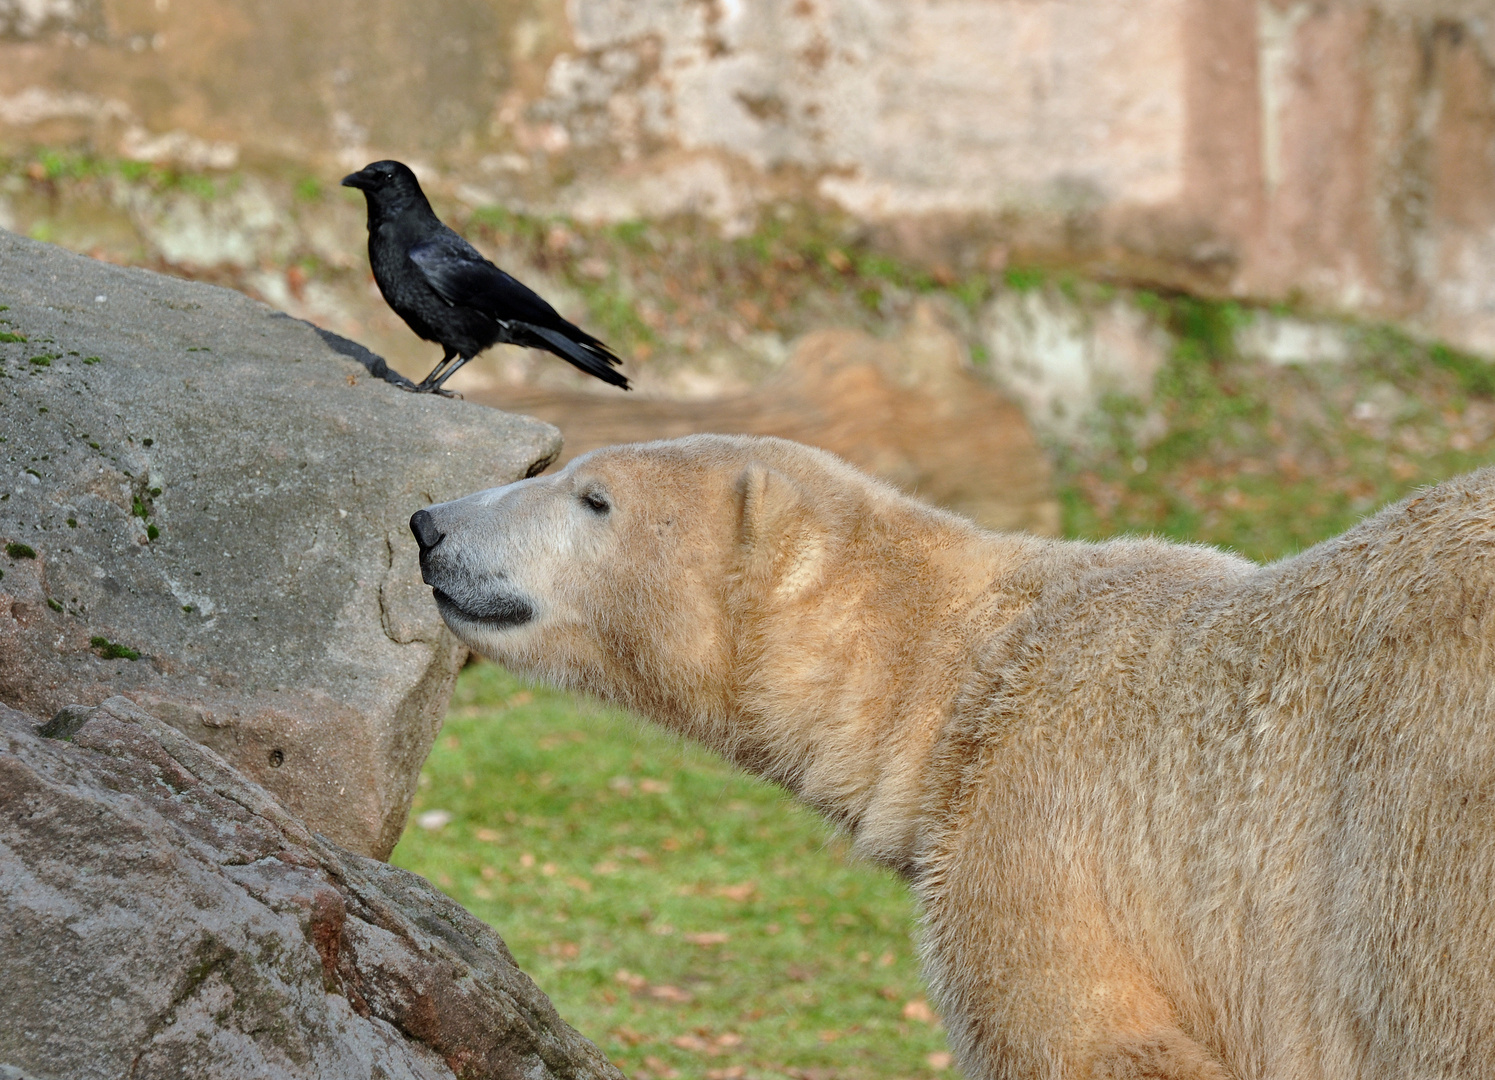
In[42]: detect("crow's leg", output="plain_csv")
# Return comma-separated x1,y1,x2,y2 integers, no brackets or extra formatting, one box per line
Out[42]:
414,347,462,393
425,354,473,396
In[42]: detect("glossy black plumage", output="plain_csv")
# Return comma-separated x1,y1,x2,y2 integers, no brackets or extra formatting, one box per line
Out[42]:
341,160,629,395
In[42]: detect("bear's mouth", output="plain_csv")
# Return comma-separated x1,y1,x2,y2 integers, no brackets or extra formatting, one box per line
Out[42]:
432,587,535,629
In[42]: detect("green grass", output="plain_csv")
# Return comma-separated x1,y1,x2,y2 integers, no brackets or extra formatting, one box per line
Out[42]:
1055,296,1495,562
392,664,953,1079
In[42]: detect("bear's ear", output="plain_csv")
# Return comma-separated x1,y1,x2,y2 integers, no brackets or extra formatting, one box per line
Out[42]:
735,462,821,591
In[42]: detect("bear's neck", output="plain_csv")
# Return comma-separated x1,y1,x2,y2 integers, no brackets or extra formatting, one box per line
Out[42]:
719,523,1049,877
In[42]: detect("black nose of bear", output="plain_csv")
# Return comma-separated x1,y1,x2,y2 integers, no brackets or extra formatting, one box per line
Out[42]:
410,509,444,553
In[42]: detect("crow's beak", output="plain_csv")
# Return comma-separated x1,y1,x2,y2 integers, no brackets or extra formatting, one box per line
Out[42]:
341,170,371,190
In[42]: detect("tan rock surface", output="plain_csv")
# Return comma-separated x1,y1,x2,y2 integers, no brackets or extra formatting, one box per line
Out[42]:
480,302,1060,536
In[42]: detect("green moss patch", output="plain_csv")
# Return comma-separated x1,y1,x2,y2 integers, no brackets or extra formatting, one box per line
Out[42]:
89,636,139,661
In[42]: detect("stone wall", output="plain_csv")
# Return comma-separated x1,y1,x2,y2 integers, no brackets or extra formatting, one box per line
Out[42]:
2,1,1494,352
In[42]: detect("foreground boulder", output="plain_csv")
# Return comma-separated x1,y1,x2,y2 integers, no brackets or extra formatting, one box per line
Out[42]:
0,696,623,1080
0,230,559,857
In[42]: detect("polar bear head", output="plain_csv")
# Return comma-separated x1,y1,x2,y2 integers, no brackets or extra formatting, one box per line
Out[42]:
411,434,920,736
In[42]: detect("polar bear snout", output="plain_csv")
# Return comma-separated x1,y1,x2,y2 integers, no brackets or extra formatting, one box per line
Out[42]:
410,492,538,632
409,508,452,591
409,509,444,558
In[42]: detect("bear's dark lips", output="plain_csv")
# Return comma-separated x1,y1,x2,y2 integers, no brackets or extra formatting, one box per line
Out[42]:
432,587,535,629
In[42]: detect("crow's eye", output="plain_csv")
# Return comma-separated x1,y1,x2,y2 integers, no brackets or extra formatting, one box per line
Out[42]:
580,490,611,515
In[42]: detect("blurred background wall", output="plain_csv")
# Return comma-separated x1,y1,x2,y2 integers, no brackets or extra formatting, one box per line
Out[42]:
4,0,1495,350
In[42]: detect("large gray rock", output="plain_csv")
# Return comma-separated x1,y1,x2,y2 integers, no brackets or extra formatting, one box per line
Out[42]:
0,230,559,857
0,696,625,1080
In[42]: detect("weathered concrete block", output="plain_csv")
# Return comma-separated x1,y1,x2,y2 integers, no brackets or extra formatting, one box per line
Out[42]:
0,231,560,857
0,696,623,1080
981,288,1172,439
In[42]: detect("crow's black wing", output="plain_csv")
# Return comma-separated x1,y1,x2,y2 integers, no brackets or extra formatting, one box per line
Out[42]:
407,232,562,328
408,232,628,388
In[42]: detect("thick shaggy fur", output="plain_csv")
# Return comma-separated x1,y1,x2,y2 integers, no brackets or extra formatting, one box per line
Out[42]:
418,434,1495,1079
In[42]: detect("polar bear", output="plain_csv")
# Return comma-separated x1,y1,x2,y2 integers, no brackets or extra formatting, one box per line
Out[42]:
411,434,1495,1080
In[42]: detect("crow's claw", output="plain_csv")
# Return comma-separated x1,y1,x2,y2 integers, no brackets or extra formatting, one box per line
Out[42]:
403,380,462,399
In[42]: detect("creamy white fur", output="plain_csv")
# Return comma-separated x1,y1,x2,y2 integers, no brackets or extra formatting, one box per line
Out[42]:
420,434,1495,1079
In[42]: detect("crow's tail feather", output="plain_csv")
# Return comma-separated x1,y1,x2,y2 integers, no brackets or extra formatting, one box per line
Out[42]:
528,324,631,390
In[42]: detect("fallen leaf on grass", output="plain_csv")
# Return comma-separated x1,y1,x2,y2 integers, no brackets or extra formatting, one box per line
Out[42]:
614,968,693,1003
683,931,730,946
714,881,757,902
670,1032,744,1054
927,1050,953,1070
641,1055,680,1079
639,778,671,794
902,998,939,1024
706,1068,746,1080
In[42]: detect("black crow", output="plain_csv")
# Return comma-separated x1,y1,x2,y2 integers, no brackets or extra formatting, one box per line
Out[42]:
341,159,629,396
